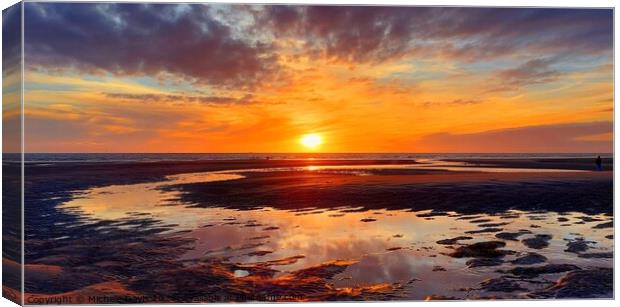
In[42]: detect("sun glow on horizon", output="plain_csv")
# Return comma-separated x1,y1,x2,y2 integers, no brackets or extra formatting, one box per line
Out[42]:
300,133,323,150
17,5,613,154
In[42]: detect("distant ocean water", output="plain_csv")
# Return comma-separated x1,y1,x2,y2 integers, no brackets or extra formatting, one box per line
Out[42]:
7,153,613,163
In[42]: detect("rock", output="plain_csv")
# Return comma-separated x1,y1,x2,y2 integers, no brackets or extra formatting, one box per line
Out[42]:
522,234,552,249
447,241,513,258
504,264,580,278
577,252,613,259
530,268,612,298
510,253,547,265
436,236,473,245
465,228,503,234
557,217,569,222
592,221,613,229
466,258,504,268
530,224,541,228
480,277,526,292
604,234,613,239
386,247,403,251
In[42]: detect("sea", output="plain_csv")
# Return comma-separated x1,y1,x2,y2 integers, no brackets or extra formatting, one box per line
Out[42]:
4,152,613,163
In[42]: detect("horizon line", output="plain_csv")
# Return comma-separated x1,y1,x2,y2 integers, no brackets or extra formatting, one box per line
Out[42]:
9,152,615,155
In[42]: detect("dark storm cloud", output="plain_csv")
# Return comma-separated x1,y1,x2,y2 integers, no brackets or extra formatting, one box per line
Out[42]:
259,6,613,63
24,3,278,88
104,92,254,104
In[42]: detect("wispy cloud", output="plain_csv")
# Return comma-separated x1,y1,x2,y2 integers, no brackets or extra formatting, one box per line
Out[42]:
103,92,254,104
259,6,612,63
413,121,613,153
423,99,483,107
491,58,561,92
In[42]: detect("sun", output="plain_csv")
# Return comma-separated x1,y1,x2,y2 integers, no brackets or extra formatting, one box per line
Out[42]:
300,133,323,150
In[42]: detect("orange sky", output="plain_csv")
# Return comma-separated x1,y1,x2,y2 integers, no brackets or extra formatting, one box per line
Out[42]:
8,4,614,153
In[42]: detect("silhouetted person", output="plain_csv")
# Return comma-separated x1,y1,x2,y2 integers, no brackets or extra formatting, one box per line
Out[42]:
596,155,602,171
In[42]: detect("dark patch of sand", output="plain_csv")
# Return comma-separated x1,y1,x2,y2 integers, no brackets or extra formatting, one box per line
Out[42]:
436,236,473,245
480,277,526,292
465,228,503,234
129,259,404,302
564,238,594,254
577,252,613,259
495,230,530,241
521,234,552,249
469,218,492,224
503,264,580,278
360,218,377,222
529,268,612,298
416,211,449,218
510,253,547,265
455,215,484,220
246,250,273,257
478,222,511,228
466,258,504,268
432,266,447,272
592,221,613,229
447,241,513,258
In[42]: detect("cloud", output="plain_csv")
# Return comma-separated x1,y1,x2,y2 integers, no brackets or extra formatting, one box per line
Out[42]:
259,6,613,63
103,92,254,104
24,3,280,89
423,99,483,107
23,4,613,84
2,4,21,75
491,58,561,92
413,121,613,153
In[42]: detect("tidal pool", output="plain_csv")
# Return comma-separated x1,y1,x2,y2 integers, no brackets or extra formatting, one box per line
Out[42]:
56,163,612,300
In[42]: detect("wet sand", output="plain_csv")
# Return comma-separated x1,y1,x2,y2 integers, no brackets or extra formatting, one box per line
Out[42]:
11,158,614,302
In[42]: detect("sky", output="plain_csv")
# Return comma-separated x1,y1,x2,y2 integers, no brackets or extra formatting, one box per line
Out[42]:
8,3,614,153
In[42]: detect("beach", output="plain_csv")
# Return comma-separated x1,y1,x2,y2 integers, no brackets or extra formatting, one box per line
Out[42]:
11,156,614,302
4,3,614,304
